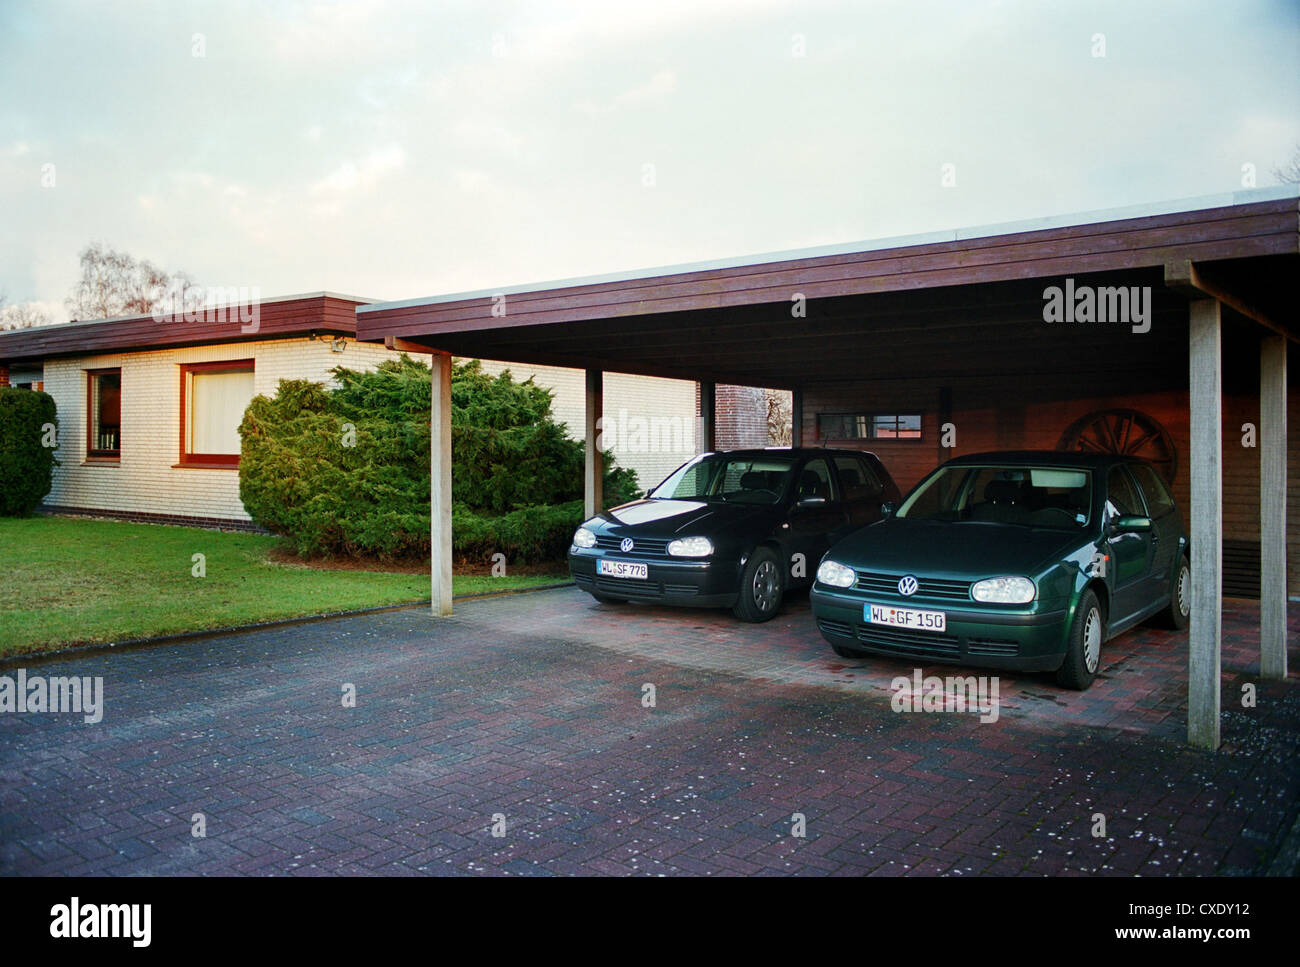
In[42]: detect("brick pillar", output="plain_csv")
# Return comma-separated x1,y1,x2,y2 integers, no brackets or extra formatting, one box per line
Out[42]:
0,366,9,388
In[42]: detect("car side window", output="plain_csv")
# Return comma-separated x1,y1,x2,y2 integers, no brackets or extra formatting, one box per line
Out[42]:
1106,466,1143,519
833,455,879,501
858,456,885,495
1129,464,1175,519
798,458,837,502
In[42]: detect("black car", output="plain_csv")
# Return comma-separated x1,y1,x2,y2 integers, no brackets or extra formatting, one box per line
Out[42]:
569,448,901,621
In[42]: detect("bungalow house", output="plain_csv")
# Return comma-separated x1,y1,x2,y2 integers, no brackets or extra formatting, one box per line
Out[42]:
0,292,710,527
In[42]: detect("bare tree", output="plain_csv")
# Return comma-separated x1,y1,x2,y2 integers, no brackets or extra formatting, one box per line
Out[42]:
1272,144,1300,185
64,242,194,321
765,388,793,446
1,302,52,330
0,290,53,331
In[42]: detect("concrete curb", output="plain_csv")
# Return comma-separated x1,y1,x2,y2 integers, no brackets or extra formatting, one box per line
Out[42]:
0,581,575,669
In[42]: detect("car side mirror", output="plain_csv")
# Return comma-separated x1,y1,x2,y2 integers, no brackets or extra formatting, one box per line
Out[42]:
1112,514,1152,533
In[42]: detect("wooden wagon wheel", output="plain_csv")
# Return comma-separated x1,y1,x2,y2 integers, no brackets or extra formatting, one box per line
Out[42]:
1057,408,1177,483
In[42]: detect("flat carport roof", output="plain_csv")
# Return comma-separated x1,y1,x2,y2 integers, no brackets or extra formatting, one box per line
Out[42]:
357,187,1296,387
355,186,1299,751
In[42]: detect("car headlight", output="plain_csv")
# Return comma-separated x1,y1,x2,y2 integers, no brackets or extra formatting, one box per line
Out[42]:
816,559,856,589
971,576,1036,604
572,527,597,549
667,536,713,557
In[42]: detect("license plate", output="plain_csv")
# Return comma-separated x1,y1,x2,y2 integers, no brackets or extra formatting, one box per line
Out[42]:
598,559,649,580
866,603,946,632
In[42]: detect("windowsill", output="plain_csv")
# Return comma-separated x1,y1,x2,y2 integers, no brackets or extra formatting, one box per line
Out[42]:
173,461,240,470
83,457,121,466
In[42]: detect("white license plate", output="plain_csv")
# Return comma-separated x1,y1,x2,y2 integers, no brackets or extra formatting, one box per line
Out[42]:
598,559,649,580
866,603,947,633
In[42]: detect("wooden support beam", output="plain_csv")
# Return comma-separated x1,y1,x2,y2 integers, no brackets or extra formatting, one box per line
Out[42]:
1260,333,1288,680
430,351,453,617
584,369,603,519
1165,260,1292,341
699,382,716,453
384,335,437,354
1188,299,1223,751
791,388,804,447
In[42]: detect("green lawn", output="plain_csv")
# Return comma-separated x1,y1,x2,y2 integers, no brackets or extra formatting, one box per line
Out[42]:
0,517,569,658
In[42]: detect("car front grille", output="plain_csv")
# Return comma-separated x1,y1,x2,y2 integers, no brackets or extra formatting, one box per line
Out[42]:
854,570,971,601
594,576,664,598
818,619,855,639
967,638,1020,657
594,535,670,557
855,624,962,658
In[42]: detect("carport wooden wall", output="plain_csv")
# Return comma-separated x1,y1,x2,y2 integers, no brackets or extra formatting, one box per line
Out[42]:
802,376,1300,596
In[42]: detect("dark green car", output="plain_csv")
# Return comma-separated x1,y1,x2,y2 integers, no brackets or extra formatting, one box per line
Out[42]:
810,451,1190,689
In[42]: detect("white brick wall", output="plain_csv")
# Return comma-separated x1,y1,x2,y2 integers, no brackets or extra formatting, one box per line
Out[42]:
474,361,698,492
41,342,700,523
44,336,403,522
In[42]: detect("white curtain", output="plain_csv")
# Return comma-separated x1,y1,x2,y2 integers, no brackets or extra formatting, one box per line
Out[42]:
190,370,255,455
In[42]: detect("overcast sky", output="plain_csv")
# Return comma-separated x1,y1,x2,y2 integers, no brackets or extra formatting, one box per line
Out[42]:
2,0,1297,322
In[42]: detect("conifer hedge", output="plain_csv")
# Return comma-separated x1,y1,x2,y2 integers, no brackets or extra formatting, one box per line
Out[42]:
238,356,639,561
0,388,58,516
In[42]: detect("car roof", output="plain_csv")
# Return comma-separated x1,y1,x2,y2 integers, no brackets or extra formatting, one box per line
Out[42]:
941,449,1150,470
701,447,882,460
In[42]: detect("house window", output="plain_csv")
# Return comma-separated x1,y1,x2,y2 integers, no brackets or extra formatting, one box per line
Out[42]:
179,360,255,467
87,369,122,459
870,414,922,440
818,412,923,441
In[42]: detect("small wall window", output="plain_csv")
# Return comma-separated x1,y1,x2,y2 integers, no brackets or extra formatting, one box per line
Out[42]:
179,360,255,467
87,369,122,459
818,412,923,441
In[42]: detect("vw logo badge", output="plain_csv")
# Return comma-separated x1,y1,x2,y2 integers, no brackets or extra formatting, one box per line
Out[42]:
620,538,634,553
898,575,919,597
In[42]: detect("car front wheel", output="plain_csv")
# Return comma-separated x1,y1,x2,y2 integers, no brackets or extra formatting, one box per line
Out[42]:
1056,590,1105,690
733,547,784,622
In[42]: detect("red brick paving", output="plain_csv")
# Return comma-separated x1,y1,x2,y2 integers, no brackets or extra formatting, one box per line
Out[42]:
0,588,1297,875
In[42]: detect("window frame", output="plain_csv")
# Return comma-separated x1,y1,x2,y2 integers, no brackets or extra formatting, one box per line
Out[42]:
177,359,255,469
817,411,924,442
85,367,123,462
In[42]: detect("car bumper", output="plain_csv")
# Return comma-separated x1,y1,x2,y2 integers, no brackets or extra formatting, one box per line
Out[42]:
809,587,1070,672
569,549,741,607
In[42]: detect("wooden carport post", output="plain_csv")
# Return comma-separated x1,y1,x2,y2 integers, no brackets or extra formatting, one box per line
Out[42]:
1188,299,1223,750
430,350,454,616
1260,334,1288,680
585,369,603,519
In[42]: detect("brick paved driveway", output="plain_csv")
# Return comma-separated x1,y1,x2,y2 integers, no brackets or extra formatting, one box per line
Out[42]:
2,588,1298,875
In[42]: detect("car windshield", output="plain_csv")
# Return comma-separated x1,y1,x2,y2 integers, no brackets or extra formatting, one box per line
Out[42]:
898,465,1094,529
650,454,797,505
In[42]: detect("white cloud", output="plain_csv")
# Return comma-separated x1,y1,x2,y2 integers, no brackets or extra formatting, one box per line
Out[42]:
310,145,407,195
576,68,678,115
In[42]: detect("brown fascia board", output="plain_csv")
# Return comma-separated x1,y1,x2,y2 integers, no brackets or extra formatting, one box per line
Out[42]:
354,193,1299,346
0,292,378,366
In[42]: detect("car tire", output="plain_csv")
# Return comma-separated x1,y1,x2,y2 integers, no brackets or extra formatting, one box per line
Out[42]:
590,591,628,605
732,547,784,623
1155,555,1191,630
1056,589,1105,690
